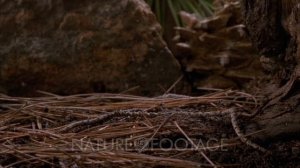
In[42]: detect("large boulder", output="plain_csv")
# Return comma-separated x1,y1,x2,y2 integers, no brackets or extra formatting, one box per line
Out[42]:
0,0,182,96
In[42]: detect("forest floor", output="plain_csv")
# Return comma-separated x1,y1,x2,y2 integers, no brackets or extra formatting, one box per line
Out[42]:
1,0,299,167
0,90,299,167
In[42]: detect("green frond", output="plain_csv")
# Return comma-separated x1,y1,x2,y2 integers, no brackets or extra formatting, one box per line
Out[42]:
146,0,213,28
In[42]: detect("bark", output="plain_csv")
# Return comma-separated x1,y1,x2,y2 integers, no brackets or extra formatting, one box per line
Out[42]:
248,99,300,142
241,0,300,142
241,0,288,56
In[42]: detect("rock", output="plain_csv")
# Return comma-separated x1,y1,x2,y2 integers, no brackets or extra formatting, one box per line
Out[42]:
0,0,183,96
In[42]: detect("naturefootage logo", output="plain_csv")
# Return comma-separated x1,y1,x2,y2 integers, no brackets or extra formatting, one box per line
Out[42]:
71,137,230,152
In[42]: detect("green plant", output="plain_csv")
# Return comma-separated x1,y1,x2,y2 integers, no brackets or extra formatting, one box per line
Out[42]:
146,0,214,27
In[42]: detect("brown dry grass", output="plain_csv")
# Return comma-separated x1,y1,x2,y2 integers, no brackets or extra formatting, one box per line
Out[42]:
0,90,263,167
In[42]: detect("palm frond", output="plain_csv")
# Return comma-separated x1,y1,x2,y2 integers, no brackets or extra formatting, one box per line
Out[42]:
146,0,213,27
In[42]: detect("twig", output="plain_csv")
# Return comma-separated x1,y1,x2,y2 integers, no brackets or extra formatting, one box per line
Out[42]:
139,113,175,153
120,86,140,94
1,144,54,166
36,90,62,98
164,75,183,94
174,121,217,168
4,158,38,168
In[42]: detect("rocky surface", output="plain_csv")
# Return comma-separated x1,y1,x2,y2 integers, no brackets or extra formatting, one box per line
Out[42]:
0,0,182,96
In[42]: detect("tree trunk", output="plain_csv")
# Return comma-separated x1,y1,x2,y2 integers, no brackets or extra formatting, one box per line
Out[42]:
241,0,300,142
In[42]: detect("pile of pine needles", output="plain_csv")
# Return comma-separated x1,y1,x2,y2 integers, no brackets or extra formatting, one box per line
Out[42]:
0,90,264,167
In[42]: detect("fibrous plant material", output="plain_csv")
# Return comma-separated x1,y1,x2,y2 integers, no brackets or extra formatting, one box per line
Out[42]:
0,91,299,167
146,0,214,27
